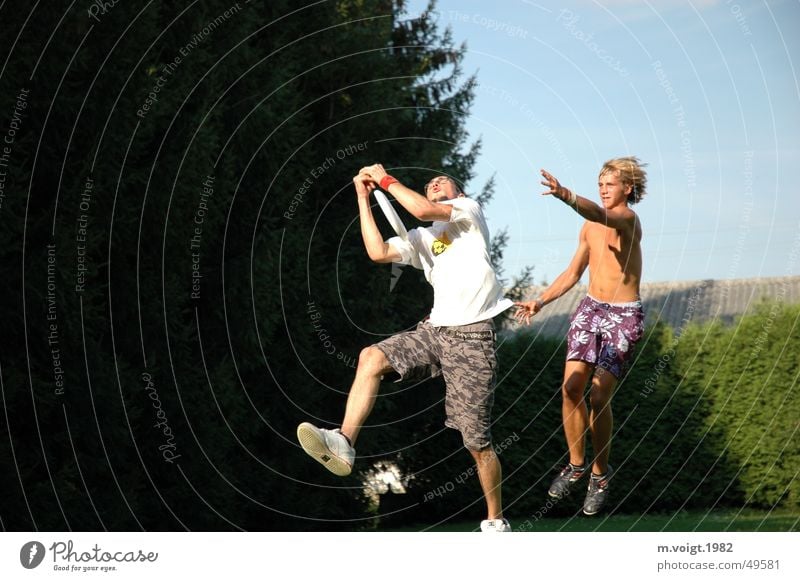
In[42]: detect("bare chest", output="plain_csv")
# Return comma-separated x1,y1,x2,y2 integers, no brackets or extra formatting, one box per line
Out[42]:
586,223,624,253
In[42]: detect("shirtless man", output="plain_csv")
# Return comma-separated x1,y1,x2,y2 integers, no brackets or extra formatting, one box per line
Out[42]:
516,157,648,515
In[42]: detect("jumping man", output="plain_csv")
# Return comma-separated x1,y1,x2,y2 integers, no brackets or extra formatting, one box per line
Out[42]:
516,157,648,515
298,164,514,531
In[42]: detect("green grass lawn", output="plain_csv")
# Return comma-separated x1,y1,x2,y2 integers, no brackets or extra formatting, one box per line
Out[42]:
383,509,800,532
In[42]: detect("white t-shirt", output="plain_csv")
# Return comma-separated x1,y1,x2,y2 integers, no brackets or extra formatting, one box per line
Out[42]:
387,197,514,327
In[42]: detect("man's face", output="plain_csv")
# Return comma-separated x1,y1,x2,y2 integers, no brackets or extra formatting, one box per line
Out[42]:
598,170,632,209
424,176,460,202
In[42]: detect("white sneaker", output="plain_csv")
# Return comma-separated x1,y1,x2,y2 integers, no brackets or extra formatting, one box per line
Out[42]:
296,422,355,476
480,518,511,532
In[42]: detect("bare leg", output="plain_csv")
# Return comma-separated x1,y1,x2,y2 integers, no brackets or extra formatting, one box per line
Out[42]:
588,367,618,475
469,446,503,520
561,361,594,466
340,346,393,446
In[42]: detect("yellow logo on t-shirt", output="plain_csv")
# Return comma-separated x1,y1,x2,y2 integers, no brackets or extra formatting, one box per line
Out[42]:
431,233,452,256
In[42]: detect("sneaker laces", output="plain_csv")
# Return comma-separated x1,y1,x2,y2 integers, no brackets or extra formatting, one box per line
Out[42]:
588,474,609,492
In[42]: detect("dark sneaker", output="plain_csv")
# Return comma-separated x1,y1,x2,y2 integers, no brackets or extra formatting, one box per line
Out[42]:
583,466,614,515
548,461,588,499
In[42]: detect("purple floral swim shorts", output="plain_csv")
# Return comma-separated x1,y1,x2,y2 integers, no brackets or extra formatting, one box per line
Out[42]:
566,294,645,378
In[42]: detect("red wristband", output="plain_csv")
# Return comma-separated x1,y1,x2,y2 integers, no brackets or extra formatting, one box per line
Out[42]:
380,175,399,190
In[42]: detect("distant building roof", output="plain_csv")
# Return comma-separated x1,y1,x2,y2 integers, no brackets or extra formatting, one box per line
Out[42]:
510,275,800,338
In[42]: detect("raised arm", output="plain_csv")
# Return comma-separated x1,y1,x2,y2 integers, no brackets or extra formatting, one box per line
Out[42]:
354,174,401,263
540,169,637,232
515,226,590,325
362,164,453,222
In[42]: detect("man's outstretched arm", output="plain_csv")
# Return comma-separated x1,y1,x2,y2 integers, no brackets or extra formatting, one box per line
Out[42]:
540,169,637,232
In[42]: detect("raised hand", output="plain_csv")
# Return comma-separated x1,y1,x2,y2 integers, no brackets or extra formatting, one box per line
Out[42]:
353,174,376,198
540,169,562,197
540,169,575,205
360,163,388,184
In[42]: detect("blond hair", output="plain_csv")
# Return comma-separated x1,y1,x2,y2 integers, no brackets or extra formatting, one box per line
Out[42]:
600,156,648,204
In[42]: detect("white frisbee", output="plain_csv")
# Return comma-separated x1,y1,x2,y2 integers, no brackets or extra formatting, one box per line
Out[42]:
374,189,408,240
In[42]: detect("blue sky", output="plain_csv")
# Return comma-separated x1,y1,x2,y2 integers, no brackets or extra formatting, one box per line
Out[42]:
405,0,800,284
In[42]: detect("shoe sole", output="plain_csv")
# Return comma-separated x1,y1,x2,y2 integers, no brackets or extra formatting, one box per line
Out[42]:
297,423,352,476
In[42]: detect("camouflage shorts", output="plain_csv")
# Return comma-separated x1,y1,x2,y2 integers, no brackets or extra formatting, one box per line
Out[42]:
374,319,497,450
